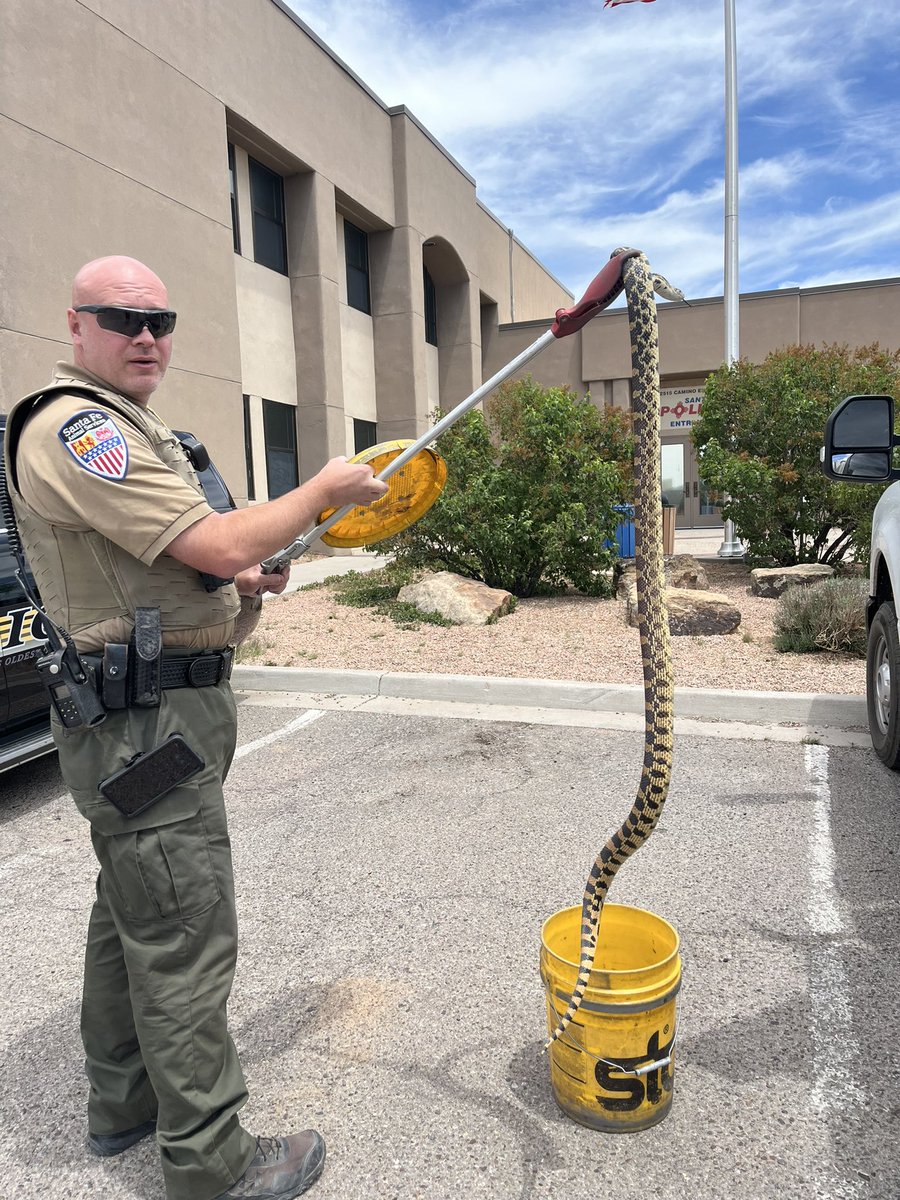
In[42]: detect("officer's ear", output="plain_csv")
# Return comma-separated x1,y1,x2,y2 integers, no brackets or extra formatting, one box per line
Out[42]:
67,308,83,344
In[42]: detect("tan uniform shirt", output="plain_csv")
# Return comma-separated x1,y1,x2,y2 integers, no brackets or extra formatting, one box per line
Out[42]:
12,362,241,651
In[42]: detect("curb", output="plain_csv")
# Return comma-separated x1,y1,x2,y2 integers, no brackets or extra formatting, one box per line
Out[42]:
231,665,868,730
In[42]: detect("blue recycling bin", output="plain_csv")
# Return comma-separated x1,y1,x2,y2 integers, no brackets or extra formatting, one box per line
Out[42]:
612,504,635,558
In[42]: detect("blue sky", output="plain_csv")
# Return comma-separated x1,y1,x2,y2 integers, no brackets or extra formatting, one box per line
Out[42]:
284,0,900,306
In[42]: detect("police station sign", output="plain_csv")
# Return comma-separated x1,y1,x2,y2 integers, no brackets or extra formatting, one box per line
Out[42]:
660,387,703,433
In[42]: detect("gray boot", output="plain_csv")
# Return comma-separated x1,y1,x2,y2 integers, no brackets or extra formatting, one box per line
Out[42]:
214,1131,326,1199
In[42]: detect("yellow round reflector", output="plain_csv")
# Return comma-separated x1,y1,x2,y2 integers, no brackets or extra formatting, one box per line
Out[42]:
318,440,447,548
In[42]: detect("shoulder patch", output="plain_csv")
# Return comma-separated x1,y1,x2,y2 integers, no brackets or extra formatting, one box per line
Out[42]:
58,410,129,481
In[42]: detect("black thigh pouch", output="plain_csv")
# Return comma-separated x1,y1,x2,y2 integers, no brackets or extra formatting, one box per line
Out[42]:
99,735,204,819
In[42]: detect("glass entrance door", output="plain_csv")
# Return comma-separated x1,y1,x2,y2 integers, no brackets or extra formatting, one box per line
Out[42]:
660,437,721,529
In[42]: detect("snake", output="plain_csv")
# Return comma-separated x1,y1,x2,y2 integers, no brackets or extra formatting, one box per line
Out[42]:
546,248,680,1046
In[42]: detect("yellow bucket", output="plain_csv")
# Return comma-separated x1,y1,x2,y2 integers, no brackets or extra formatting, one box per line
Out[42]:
540,903,681,1132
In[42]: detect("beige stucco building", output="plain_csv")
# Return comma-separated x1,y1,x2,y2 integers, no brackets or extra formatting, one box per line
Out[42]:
2,0,571,510
5,0,900,538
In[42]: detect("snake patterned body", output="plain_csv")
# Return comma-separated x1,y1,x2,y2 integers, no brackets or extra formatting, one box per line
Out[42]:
546,249,676,1046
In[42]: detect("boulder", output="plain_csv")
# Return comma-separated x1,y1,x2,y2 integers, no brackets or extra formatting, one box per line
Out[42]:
750,563,834,598
663,588,742,636
665,554,710,591
397,571,515,626
616,554,709,601
625,585,742,636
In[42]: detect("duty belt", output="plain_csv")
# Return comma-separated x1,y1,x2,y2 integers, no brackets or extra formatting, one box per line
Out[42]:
84,647,234,709
159,649,234,689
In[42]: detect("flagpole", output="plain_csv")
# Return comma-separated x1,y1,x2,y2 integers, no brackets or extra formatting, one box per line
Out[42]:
718,0,744,557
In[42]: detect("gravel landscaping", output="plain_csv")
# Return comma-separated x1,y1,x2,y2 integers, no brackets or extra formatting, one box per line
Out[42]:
243,559,867,696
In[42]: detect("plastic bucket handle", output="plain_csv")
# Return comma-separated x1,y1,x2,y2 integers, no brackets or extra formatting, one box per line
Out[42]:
541,977,677,1078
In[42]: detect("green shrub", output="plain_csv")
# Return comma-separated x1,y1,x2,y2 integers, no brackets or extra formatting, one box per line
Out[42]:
322,562,419,607
374,377,634,597
772,577,868,655
693,343,900,566
324,564,456,627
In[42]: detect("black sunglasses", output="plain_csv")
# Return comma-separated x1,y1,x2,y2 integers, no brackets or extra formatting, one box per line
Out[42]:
74,305,177,338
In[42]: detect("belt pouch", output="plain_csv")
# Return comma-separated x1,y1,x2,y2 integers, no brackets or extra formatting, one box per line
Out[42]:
101,644,129,709
130,607,162,707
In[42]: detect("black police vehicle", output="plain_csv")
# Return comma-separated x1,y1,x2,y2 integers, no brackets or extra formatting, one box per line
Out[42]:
0,421,236,773
0,539,53,771
0,416,53,770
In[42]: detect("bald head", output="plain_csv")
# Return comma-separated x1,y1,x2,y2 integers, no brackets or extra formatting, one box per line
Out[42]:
72,256,168,309
68,256,174,405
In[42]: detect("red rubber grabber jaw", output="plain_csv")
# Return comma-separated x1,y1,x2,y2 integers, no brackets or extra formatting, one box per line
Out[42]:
550,248,641,338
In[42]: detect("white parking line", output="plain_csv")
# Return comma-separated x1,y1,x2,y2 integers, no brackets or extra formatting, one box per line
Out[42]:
806,744,843,939
233,709,326,760
804,744,864,1199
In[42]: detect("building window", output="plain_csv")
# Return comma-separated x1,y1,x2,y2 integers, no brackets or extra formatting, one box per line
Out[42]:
262,400,298,498
423,266,438,346
344,221,371,314
242,394,255,501
228,143,241,254
353,419,378,456
249,157,287,275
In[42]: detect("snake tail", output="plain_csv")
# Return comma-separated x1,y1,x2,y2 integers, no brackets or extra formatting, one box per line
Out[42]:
545,251,674,1048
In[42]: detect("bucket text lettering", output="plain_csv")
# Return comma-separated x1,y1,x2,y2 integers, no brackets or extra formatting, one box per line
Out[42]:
593,1028,675,1112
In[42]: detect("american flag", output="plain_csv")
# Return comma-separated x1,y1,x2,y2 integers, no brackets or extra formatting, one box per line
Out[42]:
82,436,127,477
604,1,656,7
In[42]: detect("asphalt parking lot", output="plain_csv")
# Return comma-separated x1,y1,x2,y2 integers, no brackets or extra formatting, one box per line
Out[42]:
1,689,898,1200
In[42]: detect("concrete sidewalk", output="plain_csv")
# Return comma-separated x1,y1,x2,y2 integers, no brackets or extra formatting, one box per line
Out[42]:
231,664,868,743
274,551,394,589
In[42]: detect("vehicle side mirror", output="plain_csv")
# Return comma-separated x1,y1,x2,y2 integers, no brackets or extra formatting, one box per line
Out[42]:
821,394,900,483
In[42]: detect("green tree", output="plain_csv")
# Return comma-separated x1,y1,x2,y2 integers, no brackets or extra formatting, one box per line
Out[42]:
692,343,900,565
375,377,633,597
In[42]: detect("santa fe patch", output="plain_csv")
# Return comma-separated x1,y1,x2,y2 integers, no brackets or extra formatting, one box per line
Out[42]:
58,410,129,481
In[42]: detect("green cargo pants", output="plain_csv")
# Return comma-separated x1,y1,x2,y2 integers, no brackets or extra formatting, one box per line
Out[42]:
54,682,258,1200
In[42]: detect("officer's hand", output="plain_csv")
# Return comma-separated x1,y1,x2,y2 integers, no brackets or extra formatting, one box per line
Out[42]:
235,565,290,596
317,456,389,507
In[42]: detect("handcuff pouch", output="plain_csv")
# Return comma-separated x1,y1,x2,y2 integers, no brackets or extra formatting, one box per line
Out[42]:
130,607,162,707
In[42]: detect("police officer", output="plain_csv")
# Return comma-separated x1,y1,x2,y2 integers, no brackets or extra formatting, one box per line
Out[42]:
5,256,388,1200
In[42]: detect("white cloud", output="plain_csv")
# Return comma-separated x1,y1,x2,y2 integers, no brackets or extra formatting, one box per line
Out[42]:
285,0,900,301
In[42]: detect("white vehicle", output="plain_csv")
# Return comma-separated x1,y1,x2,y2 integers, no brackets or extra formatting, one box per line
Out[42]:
822,394,900,767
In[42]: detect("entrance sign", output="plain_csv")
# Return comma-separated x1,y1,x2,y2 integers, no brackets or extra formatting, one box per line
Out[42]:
660,387,703,433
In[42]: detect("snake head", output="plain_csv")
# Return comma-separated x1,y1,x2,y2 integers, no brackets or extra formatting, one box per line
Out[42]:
619,248,686,302
652,274,686,304
613,247,687,304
